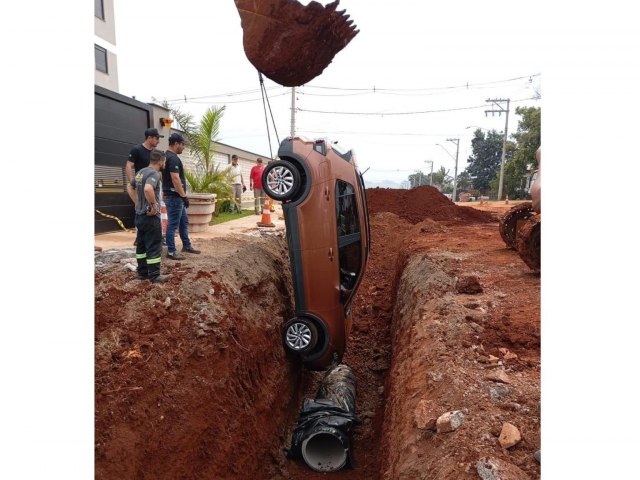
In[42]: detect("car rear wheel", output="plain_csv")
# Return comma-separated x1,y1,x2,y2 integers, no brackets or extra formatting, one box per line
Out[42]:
262,160,301,201
283,318,318,354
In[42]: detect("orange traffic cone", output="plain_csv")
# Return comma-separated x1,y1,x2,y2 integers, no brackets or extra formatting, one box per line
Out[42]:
160,195,168,235
257,197,275,227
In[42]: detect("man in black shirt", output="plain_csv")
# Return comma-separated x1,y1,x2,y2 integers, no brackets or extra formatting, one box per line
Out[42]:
126,128,164,182
126,150,171,283
163,133,201,259
126,128,163,246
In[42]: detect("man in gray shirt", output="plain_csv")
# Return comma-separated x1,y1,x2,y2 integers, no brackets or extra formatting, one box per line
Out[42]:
127,150,171,283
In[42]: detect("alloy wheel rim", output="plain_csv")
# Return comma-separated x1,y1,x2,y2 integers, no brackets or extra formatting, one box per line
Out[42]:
268,166,295,195
286,322,312,350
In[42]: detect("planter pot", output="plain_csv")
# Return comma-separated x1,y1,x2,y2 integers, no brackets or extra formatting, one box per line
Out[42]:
186,193,216,233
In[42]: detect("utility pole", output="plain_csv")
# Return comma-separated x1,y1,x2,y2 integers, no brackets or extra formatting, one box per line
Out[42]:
425,160,434,185
290,87,296,137
485,98,510,200
446,138,459,202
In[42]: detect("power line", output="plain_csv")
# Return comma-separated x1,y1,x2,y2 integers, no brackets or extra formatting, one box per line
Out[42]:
160,73,539,103
296,97,538,116
171,92,290,105
164,86,286,103
303,73,541,93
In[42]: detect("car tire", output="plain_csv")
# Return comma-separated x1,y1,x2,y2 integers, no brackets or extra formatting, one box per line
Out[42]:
262,160,301,201
283,318,318,354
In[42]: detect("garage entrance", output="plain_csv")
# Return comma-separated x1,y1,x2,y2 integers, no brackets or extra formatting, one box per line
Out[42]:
94,85,151,234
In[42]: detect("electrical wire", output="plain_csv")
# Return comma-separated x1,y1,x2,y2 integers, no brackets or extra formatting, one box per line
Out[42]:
303,73,541,92
159,73,539,104
297,97,539,116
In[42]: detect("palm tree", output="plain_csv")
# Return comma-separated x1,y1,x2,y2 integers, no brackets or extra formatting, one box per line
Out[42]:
169,104,232,200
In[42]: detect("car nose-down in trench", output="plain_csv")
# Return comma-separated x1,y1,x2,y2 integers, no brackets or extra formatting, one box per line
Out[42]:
262,136,370,370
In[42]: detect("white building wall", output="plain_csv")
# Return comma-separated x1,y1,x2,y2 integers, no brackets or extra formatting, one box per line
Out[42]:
95,0,119,91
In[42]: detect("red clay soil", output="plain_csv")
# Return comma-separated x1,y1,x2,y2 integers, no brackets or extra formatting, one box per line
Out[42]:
94,186,540,479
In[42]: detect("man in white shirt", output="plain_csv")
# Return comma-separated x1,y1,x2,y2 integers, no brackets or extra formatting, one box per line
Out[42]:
230,154,246,213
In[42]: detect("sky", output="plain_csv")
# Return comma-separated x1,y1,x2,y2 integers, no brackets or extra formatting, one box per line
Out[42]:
1,1,640,479
111,0,542,187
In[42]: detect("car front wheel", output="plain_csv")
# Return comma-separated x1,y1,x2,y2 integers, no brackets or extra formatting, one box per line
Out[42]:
283,318,318,354
262,160,301,201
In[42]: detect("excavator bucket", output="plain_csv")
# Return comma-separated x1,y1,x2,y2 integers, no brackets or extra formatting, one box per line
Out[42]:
234,0,359,86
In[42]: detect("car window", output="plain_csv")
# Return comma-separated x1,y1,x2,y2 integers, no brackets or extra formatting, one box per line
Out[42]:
336,180,362,301
339,242,361,290
336,181,360,237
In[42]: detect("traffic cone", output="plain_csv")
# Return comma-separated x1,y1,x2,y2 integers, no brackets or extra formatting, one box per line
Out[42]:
160,195,168,235
257,197,275,227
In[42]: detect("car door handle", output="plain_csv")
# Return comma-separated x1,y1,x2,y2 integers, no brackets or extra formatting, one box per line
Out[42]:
325,185,330,200
328,247,334,261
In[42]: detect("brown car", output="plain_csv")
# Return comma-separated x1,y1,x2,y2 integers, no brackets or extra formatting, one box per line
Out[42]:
262,136,370,370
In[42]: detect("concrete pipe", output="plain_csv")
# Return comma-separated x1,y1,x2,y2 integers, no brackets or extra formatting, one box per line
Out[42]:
288,364,360,472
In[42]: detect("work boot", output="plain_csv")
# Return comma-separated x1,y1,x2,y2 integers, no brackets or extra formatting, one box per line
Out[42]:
182,247,201,254
137,274,148,281
150,274,172,284
167,251,185,260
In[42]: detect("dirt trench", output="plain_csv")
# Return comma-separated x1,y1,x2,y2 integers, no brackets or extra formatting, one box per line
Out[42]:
95,187,540,479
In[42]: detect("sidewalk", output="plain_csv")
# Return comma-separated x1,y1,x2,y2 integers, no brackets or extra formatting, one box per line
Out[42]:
95,206,285,251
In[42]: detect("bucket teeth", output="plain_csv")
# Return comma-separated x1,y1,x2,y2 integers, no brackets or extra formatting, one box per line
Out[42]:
234,0,359,86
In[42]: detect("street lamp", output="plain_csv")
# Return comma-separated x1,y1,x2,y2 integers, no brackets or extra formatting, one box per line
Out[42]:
465,125,489,132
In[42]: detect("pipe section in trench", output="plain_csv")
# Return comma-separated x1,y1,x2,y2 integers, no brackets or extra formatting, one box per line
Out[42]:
286,364,361,472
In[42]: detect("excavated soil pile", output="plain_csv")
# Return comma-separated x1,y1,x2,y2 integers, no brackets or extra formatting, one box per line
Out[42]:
366,186,496,224
95,187,540,480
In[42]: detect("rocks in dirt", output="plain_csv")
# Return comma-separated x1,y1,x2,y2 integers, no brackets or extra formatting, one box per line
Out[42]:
485,368,511,384
533,450,541,464
499,348,518,361
489,385,511,400
476,457,530,480
464,301,482,309
414,399,439,430
456,275,483,294
436,410,465,433
123,263,137,272
498,422,522,449
478,354,500,365
507,402,522,412
427,371,444,382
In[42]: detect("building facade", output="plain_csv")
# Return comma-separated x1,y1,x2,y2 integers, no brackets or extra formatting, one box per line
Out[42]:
95,0,119,92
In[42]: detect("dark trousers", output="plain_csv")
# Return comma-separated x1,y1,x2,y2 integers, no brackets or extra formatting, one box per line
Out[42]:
135,214,163,279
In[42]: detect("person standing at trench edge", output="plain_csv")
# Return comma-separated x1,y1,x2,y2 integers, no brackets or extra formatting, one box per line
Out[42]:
125,128,164,245
163,133,201,260
229,154,245,213
249,157,266,215
127,149,171,283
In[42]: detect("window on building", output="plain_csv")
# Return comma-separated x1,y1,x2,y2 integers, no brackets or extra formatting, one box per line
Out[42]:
95,45,108,73
95,0,104,19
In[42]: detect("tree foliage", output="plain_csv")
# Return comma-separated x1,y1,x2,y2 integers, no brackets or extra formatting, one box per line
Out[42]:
169,105,233,198
464,129,516,194
502,106,541,199
408,166,451,191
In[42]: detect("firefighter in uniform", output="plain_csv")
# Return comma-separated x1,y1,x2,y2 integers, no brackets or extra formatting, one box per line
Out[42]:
126,149,172,283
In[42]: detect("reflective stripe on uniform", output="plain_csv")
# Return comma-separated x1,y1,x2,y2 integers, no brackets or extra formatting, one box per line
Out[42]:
147,257,162,264
136,253,147,259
